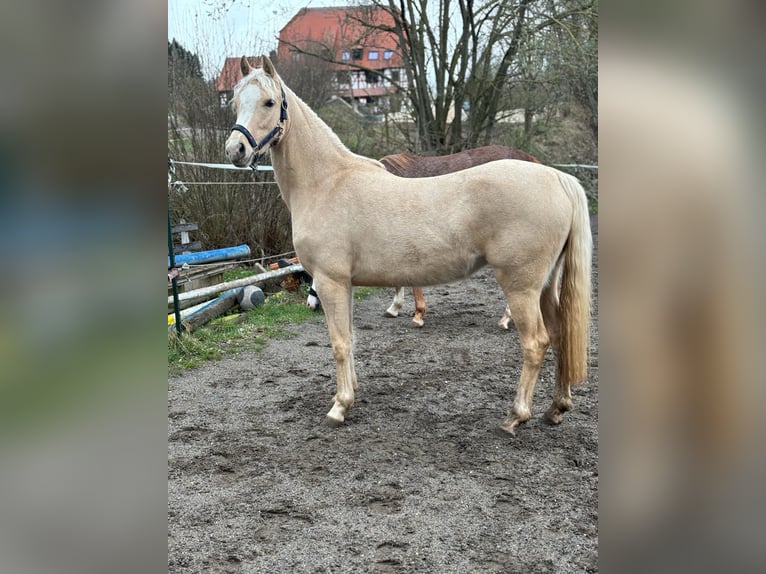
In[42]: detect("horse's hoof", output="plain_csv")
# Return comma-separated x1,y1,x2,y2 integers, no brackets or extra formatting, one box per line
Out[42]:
545,406,570,425
324,415,344,428
384,308,399,318
412,317,424,327
325,404,346,426
499,419,518,435
500,412,529,435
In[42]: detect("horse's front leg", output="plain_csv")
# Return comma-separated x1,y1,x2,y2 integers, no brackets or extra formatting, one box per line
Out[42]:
315,276,357,426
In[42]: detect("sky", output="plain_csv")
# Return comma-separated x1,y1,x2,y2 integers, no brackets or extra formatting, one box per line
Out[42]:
168,0,350,78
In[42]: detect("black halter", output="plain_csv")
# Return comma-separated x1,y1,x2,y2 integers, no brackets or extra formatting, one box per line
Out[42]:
230,86,288,169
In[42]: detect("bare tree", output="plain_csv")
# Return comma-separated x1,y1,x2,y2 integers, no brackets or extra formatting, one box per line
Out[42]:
275,53,338,110
355,0,537,152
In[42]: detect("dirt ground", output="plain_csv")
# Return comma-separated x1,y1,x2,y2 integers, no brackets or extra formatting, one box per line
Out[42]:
168,217,598,573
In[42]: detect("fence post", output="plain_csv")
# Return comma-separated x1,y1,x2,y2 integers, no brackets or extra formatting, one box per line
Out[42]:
168,159,183,335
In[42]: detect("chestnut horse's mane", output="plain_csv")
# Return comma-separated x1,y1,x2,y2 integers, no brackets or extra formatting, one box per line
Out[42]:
379,145,540,178
379,152,419,175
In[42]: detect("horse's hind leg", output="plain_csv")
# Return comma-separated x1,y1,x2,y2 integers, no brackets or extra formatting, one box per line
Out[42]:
385,287,406,318
314,276,357,425
540,275,572,424
411,287,426,327
497,285,550,434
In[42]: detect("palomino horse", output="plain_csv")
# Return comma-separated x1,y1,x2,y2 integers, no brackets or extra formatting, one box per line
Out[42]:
307,145,542,329
225,56,592,434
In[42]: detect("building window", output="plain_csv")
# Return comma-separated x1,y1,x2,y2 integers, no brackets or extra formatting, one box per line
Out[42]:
390,69,400,82
352,48,363,60
368,50,379,60
292,52,300,62
341,51,350,61
383,50,394,60
365,70,380,84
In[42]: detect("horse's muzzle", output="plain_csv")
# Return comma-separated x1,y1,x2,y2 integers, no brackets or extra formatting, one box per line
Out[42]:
225,135,252,167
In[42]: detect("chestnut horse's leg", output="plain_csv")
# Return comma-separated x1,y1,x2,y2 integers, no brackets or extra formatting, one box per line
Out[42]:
411,287,427,327
496,280,550,434
314,275,357,425
385,287,406,318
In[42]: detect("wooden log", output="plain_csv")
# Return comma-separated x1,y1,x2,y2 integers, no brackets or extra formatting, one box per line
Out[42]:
177,289,240,333
169,292,220,312
167,264,304,305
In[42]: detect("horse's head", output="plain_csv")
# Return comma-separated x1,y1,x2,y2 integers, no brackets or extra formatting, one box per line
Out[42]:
225,56,288,168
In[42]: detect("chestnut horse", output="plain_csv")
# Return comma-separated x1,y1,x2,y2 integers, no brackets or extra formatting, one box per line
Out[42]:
225,57,591,434
307,145,542,329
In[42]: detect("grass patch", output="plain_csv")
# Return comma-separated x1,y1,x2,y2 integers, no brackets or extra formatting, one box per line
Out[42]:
168,288,318,376
168,282,384,376
354,286,379,301
222,267,259,281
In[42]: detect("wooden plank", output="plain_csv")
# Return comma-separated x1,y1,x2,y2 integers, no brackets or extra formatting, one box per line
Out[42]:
173,241,202,254
171,222,198,233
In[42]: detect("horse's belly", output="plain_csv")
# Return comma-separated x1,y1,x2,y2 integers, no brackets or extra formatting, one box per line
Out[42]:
351,251,487,287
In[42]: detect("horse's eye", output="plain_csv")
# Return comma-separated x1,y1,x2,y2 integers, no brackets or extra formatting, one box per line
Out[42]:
265,99,276,108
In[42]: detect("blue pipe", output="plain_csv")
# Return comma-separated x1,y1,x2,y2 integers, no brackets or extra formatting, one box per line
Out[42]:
168,244,251,268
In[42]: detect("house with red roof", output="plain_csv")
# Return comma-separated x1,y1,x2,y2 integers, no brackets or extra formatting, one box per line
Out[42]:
276,5,407,113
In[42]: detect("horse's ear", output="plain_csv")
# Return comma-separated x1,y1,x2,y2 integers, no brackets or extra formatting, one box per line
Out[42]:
262,55,276,78
240,56,253,77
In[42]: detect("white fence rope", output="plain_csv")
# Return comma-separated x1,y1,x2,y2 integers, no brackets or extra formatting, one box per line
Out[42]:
171,160,274,171
551,163,598,170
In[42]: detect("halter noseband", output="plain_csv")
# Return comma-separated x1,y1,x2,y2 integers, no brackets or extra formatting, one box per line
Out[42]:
230,85,288,169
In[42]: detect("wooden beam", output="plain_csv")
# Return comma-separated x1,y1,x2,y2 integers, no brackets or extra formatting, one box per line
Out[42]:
167,264,304,305
171,222,199,234
173,241,202,254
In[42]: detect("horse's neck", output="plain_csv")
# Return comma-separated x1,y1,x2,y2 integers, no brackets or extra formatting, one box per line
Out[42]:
271,88,374,202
